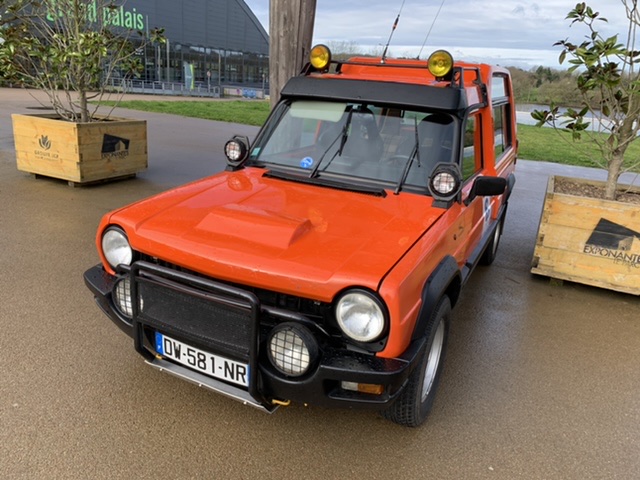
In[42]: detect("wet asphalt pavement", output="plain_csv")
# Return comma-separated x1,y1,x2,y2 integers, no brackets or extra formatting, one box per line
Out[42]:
1,88,639,479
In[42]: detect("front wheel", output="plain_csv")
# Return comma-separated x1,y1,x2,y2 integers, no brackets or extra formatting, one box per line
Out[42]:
382,296,451,427
479,215,503,266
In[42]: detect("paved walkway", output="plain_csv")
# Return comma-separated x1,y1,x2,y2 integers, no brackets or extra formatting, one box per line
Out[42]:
1,87,638,480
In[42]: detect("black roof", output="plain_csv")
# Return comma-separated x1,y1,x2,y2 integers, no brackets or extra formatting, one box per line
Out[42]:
280,76,467,113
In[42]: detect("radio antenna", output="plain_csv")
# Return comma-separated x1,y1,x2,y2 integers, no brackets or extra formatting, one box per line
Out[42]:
417,0,447,59
381,0,407,63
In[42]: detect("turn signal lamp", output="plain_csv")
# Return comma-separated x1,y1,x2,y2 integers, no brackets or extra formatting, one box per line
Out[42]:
428,50,454,79
341,382,385,395
310,44,332,70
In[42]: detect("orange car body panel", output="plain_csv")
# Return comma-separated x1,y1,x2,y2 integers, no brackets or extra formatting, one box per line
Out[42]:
98,168,444,300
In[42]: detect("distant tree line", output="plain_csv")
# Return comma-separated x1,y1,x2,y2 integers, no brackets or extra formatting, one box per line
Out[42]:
322,42,582,107
508,66,583,106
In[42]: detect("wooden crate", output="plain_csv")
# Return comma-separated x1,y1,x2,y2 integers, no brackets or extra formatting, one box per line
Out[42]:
531,175,640,295
12,113,147,185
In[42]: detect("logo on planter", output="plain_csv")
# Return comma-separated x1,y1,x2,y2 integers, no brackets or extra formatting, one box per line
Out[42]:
584,218,640,268
38,135,51,150
34,135,58,159
101,134,130,160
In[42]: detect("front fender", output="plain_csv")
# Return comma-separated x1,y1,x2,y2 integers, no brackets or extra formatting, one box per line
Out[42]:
411,256,460,341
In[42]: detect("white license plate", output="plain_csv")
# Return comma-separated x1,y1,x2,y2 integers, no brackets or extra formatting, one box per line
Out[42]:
154,332,249,387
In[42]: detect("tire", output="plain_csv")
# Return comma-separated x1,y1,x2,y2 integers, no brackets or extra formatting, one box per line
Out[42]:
382,296,451,427
479,216,503,266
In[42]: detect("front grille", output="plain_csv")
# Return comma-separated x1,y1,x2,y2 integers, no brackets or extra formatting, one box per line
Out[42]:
131,263,259,362
137,253,330,322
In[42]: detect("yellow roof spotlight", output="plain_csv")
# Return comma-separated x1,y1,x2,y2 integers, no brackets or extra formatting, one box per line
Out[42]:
310,44,332,71
428,50,454,80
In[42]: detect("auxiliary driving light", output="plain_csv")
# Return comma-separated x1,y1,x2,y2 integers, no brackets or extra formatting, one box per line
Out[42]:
428,163,462,201
224,136,249,165
428,50,454,79
268,323,318,377
310,44,331,70
113,276,144,319
113,276,133,318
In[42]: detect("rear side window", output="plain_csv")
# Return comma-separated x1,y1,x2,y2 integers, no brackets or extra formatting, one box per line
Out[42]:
491,74,513,164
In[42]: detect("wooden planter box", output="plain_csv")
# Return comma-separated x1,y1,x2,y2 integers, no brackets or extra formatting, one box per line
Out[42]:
531,175,640,295
12,113,147,185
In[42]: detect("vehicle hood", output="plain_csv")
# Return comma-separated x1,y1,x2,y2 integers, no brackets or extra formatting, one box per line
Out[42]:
107,169,444,302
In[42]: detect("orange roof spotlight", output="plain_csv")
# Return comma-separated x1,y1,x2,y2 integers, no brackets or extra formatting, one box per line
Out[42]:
310,44,332,71
427,50,454,81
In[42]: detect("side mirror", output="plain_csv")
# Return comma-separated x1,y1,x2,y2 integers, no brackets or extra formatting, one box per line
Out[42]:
465,176,507,205
224,135,250,170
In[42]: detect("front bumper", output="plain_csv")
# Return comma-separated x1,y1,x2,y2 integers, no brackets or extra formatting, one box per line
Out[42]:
83,262,425,412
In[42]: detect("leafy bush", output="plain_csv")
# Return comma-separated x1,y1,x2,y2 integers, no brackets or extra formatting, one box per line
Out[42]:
532,1,640,200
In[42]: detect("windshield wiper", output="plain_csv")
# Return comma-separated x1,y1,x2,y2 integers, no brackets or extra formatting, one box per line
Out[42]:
394,116,421,194
309,108,354,178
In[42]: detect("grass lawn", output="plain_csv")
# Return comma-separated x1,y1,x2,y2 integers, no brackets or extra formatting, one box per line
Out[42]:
102,99,271,126
517,124,640,171
106,99,639,171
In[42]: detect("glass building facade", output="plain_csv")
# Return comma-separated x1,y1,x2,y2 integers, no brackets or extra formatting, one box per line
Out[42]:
128,0,269,89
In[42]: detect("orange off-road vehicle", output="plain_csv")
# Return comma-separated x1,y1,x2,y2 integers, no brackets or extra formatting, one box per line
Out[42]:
84,46,517,427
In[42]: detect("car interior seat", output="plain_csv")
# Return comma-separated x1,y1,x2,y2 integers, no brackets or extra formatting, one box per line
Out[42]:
400,113,454,184
341,106,383,162
379,108,404,158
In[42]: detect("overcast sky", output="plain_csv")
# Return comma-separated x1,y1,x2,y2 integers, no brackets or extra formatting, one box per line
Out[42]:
243,0,634,68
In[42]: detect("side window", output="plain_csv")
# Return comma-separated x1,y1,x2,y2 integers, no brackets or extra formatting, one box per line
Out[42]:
494,106,505,157
491,73,513,165
493,103,512,162
491,75,506,98
462,114,481,181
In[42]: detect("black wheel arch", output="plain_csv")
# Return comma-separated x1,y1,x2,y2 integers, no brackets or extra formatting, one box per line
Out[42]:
411,255,461,342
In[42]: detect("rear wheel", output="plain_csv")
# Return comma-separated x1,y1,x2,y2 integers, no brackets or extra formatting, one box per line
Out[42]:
382,296,451,427
479,216,503,266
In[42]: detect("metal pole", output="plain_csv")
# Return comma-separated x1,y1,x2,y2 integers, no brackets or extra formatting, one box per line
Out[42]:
166,39,170,82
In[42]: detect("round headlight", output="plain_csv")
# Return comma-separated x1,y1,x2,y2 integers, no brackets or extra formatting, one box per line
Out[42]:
428,50,454,79
268,324,318,377
102,227,133,269
335,291,386,343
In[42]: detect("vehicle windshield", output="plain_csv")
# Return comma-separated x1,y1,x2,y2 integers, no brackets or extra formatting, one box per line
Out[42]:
248,100,457,193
